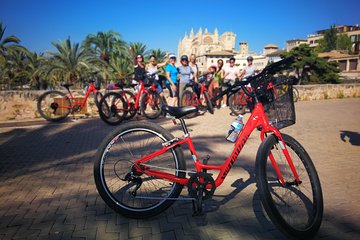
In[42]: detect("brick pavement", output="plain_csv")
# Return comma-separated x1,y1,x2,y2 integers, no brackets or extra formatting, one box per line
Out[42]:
0,98,359,239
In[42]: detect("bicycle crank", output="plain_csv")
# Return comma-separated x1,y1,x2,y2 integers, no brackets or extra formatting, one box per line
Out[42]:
187,172,216,216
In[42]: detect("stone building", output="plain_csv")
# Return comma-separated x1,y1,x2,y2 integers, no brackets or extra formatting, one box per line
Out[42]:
177,28,236,72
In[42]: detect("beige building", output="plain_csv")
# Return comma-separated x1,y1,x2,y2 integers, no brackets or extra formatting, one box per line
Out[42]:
307,25,360,54
318,51,360,80
286,39,308,51
177,28,236,72
178,28,271,72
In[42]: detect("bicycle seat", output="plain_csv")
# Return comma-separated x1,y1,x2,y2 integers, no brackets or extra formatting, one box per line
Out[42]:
161,105,198,119
62,83,73,88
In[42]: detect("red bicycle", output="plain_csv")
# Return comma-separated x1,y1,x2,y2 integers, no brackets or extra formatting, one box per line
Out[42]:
37,77,103,122
98,72,164,125
180,73,214,118
94,57,323,239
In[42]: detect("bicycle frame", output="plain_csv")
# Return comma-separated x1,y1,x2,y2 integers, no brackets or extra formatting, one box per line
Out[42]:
186,81,208,106
61,82,98,110
118,81,157,112
133,100,301,189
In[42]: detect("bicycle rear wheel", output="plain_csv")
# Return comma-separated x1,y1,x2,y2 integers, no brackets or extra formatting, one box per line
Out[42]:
93,91,103,109
37,90,71,121
122,90,137,120
140,90,163,119
94,121,186,218
203,91,214,114
98,92,127,125
293,87,299,102
256,133,323,239
228,91,247,115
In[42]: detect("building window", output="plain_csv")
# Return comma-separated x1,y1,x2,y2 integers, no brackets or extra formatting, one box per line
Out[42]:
338,60,347,71
349,59,358,71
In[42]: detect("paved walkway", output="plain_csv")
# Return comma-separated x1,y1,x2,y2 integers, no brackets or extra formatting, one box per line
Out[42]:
0,98,359,240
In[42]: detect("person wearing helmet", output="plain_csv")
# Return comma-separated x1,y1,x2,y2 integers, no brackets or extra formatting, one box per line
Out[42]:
177,55,197,105
239,56,259,80
165,53,179,107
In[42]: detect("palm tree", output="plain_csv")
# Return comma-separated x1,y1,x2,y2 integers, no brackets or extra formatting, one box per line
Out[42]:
129,42,148,62
0,22,28,65
84,31,127,84
108,52,133,83
47,37,99,85
149,48,167,62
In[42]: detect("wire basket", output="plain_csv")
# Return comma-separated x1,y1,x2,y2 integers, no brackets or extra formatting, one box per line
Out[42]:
264,83,296,129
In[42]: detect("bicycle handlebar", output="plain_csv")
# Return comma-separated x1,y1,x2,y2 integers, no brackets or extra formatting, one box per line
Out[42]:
212,56,295,103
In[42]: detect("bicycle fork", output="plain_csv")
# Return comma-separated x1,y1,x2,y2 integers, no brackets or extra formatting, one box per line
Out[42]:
265,132,301,187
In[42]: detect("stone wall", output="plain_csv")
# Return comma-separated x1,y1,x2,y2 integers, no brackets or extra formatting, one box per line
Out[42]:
296,84,360,101
0,84,360,121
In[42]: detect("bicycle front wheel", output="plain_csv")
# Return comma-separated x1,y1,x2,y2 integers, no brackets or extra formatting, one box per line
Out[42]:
98,92,127,125
140,91,163,119
37,90,71,121
256,133,323,239
94,121,186,218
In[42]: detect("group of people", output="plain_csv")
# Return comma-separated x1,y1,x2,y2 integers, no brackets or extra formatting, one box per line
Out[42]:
129,47,259,110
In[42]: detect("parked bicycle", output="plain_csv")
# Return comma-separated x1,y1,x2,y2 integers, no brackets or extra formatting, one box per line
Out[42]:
37,76,103,122
180,73,214,118
98,72,164,125
274,76,300,102
94,57,323,239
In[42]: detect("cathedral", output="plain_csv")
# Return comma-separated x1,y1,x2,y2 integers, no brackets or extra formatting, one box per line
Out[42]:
177,28,268,72
177,28,236,59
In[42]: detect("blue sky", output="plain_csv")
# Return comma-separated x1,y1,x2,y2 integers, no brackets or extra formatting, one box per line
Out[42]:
1,0,360,55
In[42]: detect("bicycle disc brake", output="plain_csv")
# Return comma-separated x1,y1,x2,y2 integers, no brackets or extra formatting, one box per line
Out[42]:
187,172,216,216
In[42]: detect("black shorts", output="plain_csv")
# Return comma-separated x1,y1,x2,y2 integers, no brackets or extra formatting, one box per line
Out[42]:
166,84,178,98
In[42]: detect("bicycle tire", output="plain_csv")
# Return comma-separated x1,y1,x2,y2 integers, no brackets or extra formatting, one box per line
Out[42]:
203,91,214,114
122,90,137,120
228,91,246,115
293,87,299,102
181,90,198,118
98,92,127,125
256,133,323,239
140,90,163,119
37,90,71,121
93,91,103,109
94,121,186,218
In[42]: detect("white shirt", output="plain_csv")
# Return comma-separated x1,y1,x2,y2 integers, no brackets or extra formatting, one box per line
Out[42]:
224,66,240,81
243,64,257,79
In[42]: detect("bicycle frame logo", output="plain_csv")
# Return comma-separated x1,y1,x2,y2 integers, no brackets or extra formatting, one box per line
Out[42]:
221,133,249,179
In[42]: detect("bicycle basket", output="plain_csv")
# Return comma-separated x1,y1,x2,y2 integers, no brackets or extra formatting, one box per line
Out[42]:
264,83,295,129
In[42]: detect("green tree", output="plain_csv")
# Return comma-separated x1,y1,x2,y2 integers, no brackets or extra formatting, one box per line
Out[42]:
84,31,127,85
0,22,28,65
148,48,167,62
129,42,148,62
336,34,352,53
321,25,337,52
47,37,99,85
281,44,340,84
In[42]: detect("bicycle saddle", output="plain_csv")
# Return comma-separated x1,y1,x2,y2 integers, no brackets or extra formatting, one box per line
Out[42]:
62,83,73,88
161,105,198,119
